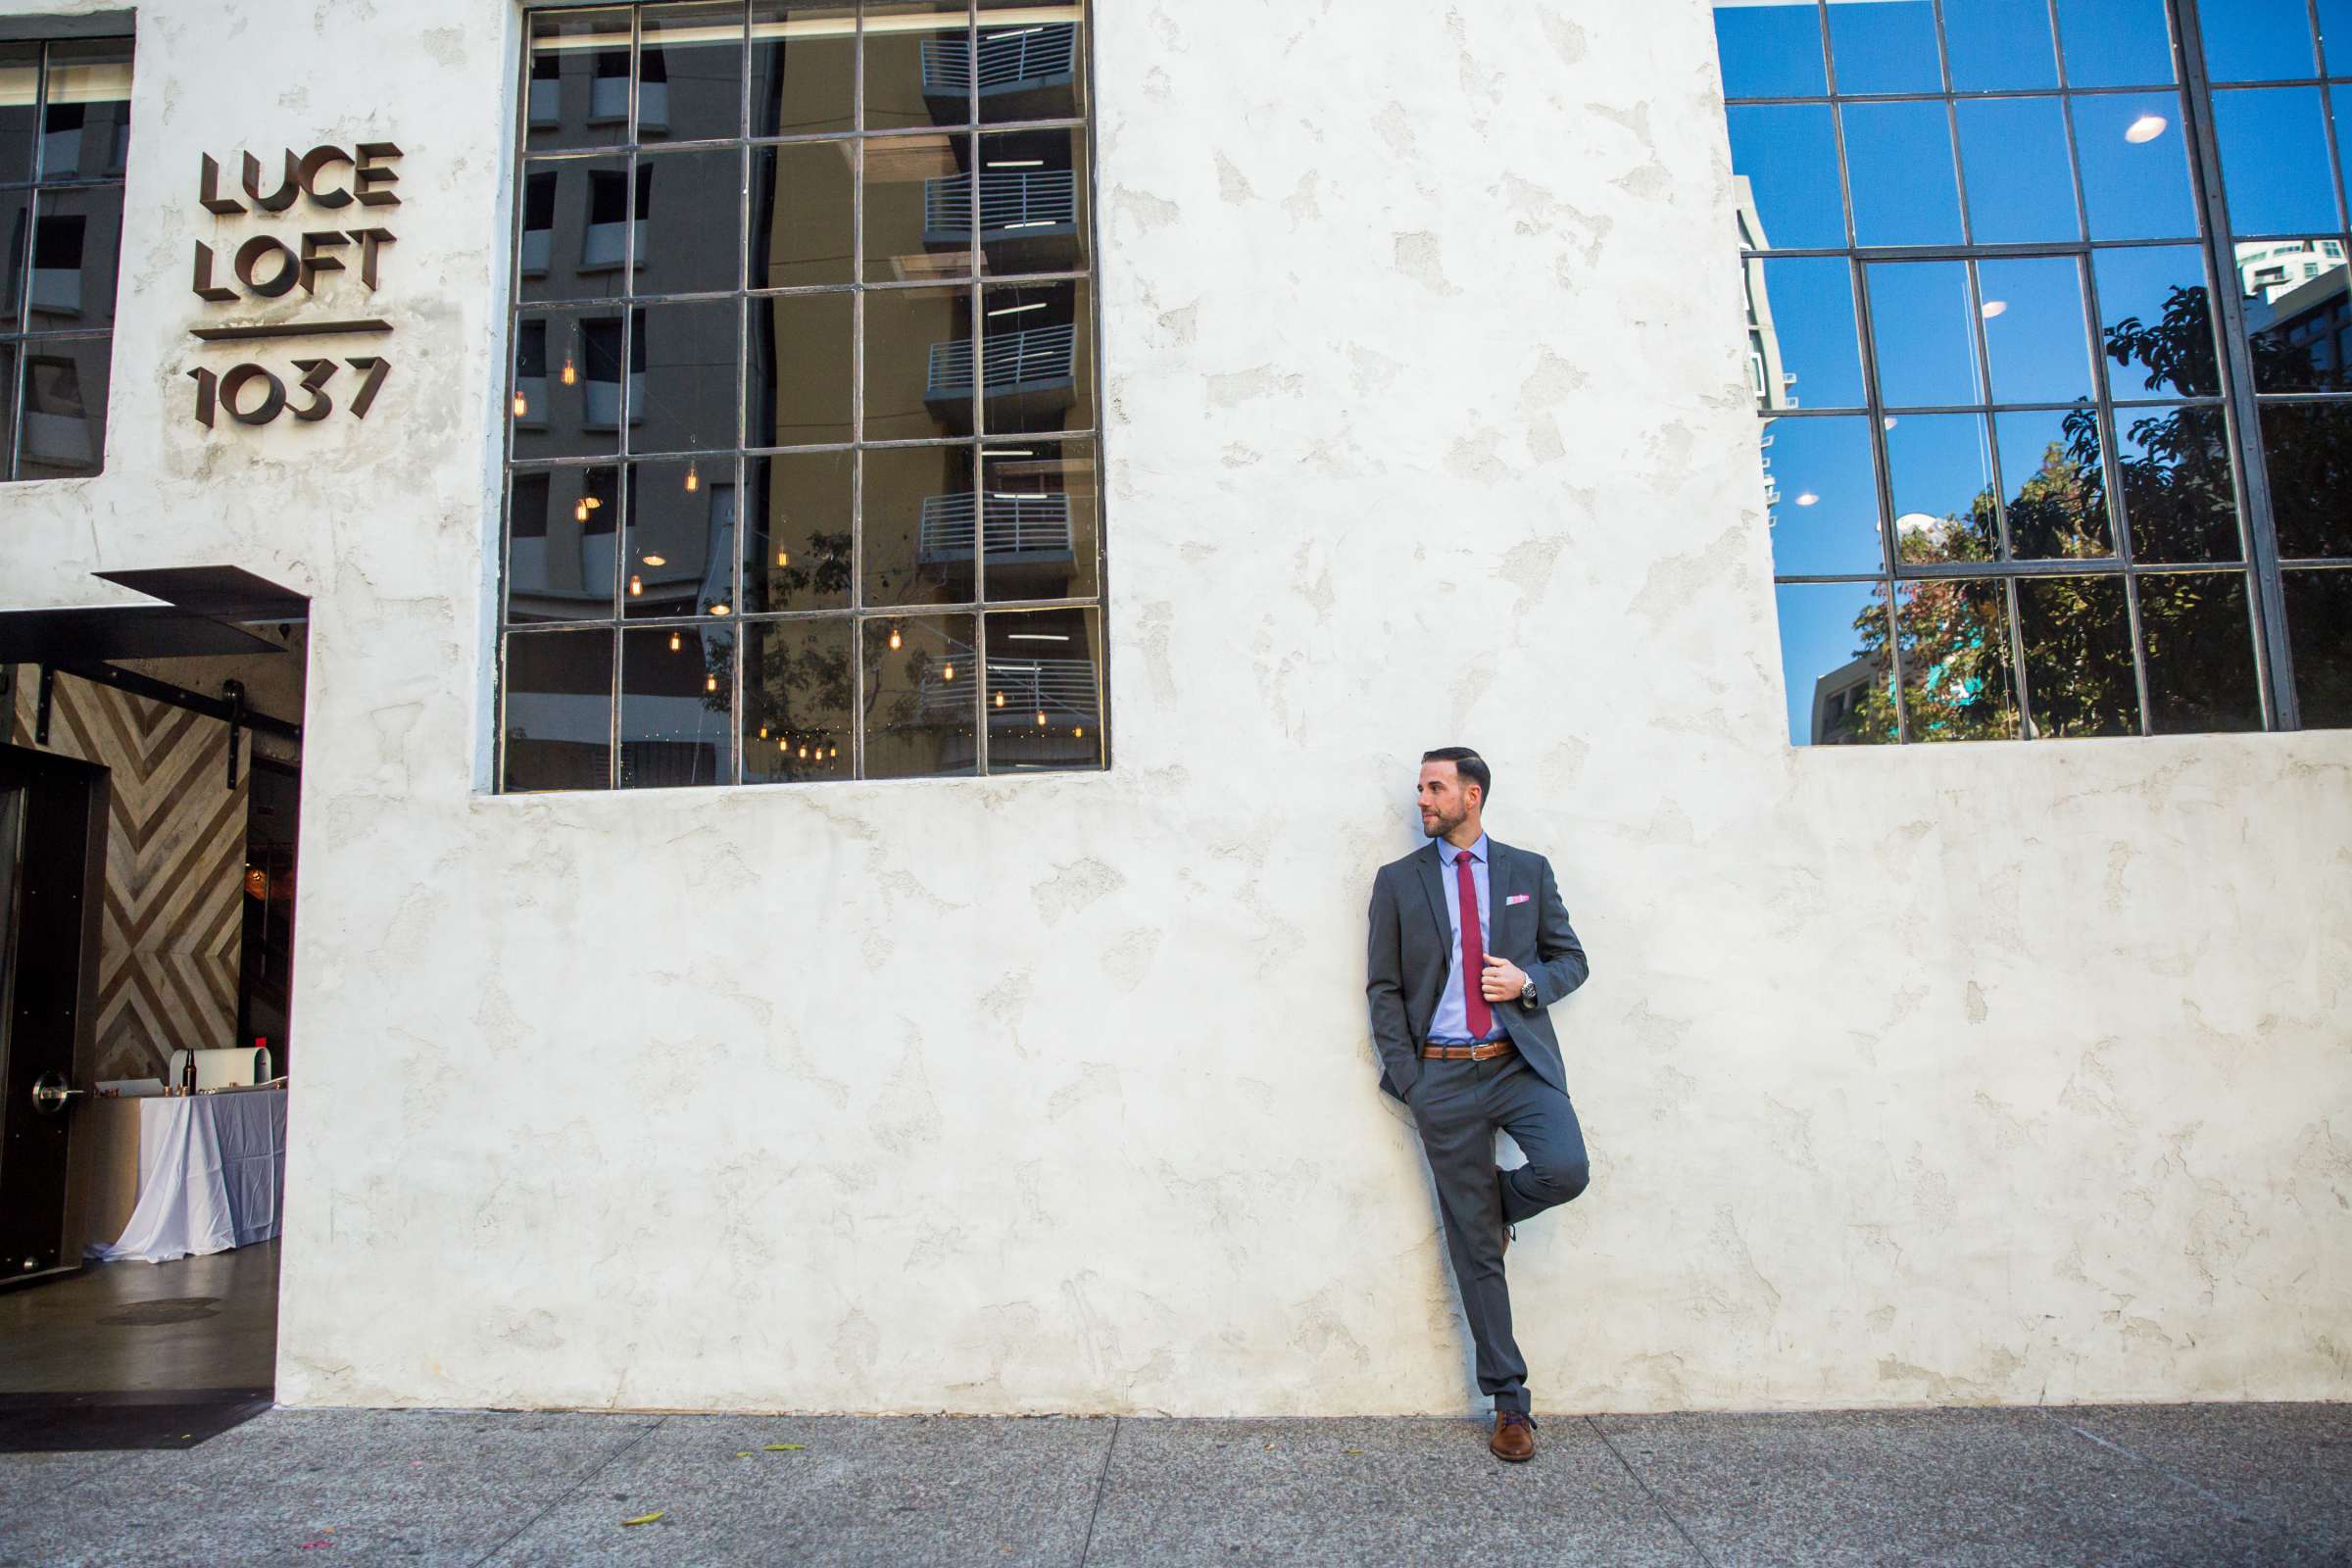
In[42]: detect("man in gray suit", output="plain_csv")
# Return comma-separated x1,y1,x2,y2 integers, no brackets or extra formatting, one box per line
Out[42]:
1365,746,1591,1462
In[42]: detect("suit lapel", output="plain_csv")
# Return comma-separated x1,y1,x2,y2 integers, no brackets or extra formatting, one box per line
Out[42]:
1414,840,1450,954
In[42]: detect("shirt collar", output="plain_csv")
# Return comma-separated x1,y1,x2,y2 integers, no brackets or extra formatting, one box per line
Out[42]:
1432,831,1489,865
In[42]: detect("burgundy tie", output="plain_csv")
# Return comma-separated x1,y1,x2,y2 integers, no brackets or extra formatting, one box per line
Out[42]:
1455,850,1492,1038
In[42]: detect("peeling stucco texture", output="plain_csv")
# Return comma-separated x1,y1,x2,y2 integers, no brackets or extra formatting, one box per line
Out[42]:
2,0,2348,1416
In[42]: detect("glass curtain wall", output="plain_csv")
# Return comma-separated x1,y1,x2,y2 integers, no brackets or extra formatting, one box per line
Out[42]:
500,1,1104,792
1716,0,2352,743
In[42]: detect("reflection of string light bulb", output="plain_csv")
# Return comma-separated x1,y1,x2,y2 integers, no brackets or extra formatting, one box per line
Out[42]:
1037,710,1047,727
560,353,577,386
513,391,528,416
582,496,601,511
799,744,809,760
669,629,681,652
576,500,590,522
889,626,903,650
759,723,768,738
778,737,789,753
629,573,643,596
776,548,789,567
707,673,717,693
829,745,839,760
943,662,955,681
994,690,1004,708
684,461,700,493
1075,725,1084,739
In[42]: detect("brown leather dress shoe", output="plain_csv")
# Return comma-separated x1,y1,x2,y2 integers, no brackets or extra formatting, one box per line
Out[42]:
1490,1410,1536,1462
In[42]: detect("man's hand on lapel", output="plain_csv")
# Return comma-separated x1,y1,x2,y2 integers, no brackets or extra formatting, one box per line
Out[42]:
1480,954,1529,1004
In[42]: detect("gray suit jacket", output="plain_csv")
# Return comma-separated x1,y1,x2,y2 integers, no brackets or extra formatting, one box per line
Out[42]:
1365,837,1590,1102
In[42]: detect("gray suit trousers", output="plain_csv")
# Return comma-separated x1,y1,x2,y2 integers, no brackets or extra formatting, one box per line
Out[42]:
1408,1050,1590,1415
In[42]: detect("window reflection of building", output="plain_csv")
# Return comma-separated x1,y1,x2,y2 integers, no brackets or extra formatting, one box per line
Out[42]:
503,4,1105,792
2240,241,2352,390
0,37,130,481
1808,658,1872,746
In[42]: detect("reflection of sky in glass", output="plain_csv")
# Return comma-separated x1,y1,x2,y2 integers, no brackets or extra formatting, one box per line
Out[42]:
1845,102,1962,245
2214,86,2343,234
1886,413,1995,536
1980,257,2093,402
1774,581,1892,746
1944,0,2059,90
2055,0,2175,87
1761,257,1863,408
2200,0,2318,81
2074,91,2198,238
1957,98,2080,243
1869,262,1983,406
1828,1,1939,94
1713,2,1825,98
2093,245,2217,396
1730,105,1844,248
2326,0,2352,76
1762,416,1882,575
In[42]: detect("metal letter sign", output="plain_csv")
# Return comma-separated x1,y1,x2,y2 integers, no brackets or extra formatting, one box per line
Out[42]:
186,143,402,429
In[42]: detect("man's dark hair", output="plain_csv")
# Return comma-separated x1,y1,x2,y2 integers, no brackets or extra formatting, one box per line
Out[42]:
1422,746,1492,803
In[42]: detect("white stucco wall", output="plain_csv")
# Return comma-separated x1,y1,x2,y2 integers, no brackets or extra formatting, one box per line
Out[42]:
2,0,2347,1415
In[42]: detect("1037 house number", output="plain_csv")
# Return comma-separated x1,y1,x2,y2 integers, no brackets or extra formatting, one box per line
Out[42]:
187,356,390,428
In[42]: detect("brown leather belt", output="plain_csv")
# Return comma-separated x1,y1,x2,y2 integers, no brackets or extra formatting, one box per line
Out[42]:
1421,1040,1516,1061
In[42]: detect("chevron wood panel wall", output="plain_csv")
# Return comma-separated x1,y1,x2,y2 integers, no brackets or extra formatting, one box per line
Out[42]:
10,669,249,1081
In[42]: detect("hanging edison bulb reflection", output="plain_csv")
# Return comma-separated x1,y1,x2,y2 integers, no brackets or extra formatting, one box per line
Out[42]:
799,743,809,760
684,460,700,494
1036,710,1047,728
1075,725,1085,739
628,573,643,597
889,624,903,651
942,662,955,681
759,722,768,739
575,499,591,523
513,390,528,417
776,547,789,567
706,672,717,693
994,690,1004,709
560,353,577,386
668,629,681,652
828,745,839,760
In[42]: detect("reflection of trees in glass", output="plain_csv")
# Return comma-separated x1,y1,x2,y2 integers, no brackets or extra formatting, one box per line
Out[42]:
1824,282,2283,739
768,528,854,605
747,627,852,771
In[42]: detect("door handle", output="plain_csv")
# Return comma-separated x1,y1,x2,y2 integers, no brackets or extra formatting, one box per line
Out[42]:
30,1072,82,1115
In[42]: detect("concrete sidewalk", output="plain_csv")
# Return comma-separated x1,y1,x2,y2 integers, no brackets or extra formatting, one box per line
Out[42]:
4,1401,2346,1566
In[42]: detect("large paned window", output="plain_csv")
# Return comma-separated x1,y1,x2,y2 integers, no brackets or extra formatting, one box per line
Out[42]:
500,2,1103,792
1716,0,2352,743
0,36,130,481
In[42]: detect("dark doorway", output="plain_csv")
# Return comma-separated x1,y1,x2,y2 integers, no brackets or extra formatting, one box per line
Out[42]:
0,574,306,1449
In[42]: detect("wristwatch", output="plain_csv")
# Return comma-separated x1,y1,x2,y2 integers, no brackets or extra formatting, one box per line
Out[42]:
1518,978,1538,1007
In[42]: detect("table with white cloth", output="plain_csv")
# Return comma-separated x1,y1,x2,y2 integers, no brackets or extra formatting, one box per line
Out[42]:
87,1089,288,1264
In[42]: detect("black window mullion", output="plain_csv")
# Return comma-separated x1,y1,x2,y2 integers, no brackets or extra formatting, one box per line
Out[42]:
1845,250,1913,742
2175,0,2300,728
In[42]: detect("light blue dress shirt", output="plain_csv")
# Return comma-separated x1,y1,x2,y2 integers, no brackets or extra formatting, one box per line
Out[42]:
1427,832,1507,1045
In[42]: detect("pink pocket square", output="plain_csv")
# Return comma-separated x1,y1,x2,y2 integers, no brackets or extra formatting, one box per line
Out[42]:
1506,894,1531,906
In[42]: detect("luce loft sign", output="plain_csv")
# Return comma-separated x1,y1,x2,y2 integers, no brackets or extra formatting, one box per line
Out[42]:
185,144,402,428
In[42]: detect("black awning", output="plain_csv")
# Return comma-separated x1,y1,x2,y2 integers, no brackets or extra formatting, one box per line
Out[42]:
0,605,281,663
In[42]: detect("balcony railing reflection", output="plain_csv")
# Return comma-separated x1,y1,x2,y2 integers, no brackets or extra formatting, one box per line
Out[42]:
926,323,1076,430
916,492,1073,560
918,650,1097,722
920,23,1077,93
